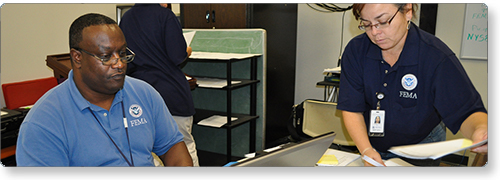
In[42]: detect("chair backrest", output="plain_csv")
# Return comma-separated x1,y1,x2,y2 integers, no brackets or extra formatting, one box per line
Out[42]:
2,77,58,110
301,99,356,146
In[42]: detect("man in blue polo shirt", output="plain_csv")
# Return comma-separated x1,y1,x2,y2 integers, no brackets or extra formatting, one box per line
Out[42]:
16,13,193,166
338,4,487,166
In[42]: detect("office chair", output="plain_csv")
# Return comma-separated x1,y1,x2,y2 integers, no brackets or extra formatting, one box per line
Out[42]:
301,100,356,147
2,77,58,110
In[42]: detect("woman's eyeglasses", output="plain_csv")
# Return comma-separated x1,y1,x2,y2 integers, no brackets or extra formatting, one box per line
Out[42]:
358,8,401,31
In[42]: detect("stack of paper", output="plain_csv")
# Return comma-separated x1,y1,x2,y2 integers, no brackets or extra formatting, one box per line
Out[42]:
324,67,341,74
317,154,339,166
362,155,413,166
195,77,241,88
197,115,238,128
388,138,487,160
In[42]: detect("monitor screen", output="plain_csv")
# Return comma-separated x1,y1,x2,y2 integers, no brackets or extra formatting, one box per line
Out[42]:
231,132,336,167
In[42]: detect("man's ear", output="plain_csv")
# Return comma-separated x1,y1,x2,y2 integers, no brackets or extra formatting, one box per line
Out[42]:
70,48,82,69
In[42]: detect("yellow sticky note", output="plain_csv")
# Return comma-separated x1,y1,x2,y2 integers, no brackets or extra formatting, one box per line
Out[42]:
461,139,473,148
317,154,338,165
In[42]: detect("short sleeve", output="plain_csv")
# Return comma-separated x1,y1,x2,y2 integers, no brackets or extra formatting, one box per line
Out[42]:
337,40,367,113
432,55,487,133
150,87,184,156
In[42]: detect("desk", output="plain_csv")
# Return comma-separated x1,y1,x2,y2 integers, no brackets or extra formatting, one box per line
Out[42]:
316,81,339,102
322,148,418,166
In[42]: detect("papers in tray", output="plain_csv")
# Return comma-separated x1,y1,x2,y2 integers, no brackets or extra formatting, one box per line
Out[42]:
197,115,238,128
388,138,487,160
316,148,361,166
195,77,241,88
323,67,341,74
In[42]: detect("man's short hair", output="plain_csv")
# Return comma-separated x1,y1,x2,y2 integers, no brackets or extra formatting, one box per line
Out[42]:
69,13,117,49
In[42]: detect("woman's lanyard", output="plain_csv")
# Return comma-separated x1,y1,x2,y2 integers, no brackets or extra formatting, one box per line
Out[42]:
89,101,134,166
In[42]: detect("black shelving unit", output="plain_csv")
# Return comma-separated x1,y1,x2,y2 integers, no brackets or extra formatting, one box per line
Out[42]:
188,55,261,162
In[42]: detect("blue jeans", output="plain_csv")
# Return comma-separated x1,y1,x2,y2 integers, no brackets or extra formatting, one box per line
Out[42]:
378,122,446,166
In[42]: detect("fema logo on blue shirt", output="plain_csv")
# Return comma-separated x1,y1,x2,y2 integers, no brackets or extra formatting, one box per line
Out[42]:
129,104,143,118
401,74,418,91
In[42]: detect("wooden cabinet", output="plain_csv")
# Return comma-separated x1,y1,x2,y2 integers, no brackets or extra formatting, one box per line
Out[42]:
181,4,249,28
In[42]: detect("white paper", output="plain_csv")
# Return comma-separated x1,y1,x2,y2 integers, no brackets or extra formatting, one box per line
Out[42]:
362,155,413,167
362,155,385,167
197,115,238,128
388,138,488,160
317,148,361,166
195,77,241,88
384,158,414,166
189,51,261,60
324,67,341,74
183,31,196,46
263,145,282,153
1,111,7,116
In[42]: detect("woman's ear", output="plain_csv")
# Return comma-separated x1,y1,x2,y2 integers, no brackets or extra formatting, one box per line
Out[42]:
405,4,413,21
70,48,82,69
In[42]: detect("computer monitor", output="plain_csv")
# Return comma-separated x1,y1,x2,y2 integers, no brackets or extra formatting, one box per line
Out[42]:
231,132,336,167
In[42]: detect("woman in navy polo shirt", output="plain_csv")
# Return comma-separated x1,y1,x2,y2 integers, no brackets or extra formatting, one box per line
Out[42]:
337,3,488,166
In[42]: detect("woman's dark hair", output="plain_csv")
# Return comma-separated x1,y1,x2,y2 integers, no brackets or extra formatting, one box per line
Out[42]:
69,13,117,49
352,4,419,21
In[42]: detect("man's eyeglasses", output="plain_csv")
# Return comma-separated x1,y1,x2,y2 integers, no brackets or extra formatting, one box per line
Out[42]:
358,8,401,31
75,47,135,66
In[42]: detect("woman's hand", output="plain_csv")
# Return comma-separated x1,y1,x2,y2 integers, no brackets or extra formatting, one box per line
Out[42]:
362,147,385,167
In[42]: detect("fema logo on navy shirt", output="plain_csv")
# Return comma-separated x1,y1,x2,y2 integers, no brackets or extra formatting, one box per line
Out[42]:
400,74,418,99
401,74,418,91
129,104,143,118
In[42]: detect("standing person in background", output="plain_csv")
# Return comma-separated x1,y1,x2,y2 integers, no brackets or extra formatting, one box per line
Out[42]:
337,3,487,166
119,3,199,166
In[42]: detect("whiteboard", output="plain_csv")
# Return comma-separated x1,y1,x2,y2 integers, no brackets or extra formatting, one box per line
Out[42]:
460,3,488,60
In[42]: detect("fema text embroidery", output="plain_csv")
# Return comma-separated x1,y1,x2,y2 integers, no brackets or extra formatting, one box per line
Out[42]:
400,91,417,99
130,118,148,127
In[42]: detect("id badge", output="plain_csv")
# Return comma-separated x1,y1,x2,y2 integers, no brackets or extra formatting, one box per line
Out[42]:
369,110,385,137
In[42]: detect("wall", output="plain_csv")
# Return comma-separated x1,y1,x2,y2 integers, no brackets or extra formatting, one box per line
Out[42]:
0,3,117,108
295,4,362,103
